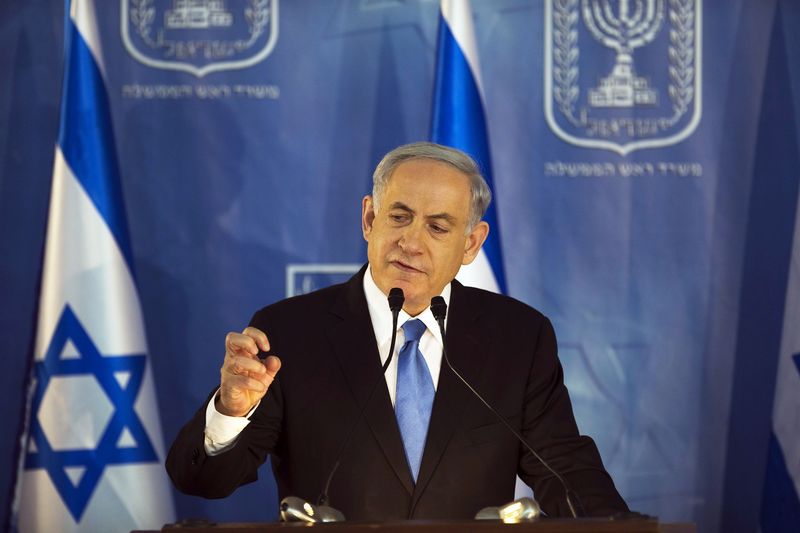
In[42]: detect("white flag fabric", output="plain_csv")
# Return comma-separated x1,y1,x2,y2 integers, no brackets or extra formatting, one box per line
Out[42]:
12,1,175,531
431,0,506,294
759,191,800,531
432,0,536,498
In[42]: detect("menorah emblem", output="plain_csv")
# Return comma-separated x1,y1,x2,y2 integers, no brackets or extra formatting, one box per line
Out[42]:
583,0,665,107
545,0,701,154
122,0,279,77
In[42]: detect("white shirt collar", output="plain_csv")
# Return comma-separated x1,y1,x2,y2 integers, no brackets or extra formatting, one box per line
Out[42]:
363,264,450,346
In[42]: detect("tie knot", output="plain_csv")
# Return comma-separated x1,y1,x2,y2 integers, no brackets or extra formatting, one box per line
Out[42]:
402,319,427,343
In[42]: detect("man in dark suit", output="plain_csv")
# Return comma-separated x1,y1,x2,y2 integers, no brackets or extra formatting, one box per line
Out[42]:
166,142,628,520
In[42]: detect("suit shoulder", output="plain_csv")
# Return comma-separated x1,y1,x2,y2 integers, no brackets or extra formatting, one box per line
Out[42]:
458,285,550,325
250,281,345,324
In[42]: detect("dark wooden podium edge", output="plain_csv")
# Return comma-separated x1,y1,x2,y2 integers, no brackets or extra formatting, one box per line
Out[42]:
133,518,695,533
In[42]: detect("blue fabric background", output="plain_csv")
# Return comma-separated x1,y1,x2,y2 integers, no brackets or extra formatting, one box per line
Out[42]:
2,2,799,531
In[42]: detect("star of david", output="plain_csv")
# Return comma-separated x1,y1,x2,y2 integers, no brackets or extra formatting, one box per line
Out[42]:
24,305,157,521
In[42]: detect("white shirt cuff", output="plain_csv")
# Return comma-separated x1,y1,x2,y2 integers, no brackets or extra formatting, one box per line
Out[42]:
203,389,260,456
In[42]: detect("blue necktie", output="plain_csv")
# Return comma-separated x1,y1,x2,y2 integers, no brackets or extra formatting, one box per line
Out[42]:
395,319,435,482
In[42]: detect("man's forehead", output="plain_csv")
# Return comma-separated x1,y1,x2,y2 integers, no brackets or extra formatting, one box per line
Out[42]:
391,157,468,177
386,161,471,194
383,175,470,217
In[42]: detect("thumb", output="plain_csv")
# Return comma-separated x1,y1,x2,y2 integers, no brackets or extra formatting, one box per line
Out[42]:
264,355,281,378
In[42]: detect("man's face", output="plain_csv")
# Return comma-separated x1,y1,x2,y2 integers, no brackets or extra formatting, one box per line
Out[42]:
362,158,489,316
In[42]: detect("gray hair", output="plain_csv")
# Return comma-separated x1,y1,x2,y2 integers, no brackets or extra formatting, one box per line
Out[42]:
371,142,492,231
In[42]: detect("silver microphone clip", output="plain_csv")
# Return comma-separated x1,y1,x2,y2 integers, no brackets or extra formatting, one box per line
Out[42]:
279,496,345,523
475,497,542,523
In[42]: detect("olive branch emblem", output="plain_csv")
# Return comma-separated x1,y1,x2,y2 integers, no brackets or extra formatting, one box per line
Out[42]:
666,0,695,125
129,0,156,47
235,0,271,51
552,0,582,126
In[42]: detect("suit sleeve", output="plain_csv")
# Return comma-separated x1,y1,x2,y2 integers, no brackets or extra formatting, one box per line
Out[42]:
517,316,629,517
165,379,283,498
165,304,285,499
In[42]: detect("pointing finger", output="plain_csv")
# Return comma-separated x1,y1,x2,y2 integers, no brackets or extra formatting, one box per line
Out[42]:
226,332,258,356
242,326,271,352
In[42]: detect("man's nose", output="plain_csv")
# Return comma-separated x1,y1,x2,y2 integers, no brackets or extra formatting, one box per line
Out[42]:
398,223,425,253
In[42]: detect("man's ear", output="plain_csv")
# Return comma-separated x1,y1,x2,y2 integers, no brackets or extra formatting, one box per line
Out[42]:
362,195,376,241
461,221,489,265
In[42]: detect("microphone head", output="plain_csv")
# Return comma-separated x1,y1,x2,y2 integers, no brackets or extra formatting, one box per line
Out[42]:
388,288,405,312
430,296,447,322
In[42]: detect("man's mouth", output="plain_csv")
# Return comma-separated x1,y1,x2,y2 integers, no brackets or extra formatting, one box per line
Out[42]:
390,260,424,274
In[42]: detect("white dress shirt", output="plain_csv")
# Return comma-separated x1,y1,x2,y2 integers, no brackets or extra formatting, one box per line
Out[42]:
362,265,449,406
203,265,450,455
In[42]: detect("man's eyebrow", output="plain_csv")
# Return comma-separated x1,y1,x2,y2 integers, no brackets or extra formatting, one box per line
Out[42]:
427,213,457,225
388,202,457,225
388,202,415,214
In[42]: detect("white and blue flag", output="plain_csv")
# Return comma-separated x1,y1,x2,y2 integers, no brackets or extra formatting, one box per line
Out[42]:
431,0,535,499
431,0,506,294
760,193,800,532
12,1,175,531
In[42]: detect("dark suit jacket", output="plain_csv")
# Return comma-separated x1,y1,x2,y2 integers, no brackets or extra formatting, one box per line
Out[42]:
166,267,628,520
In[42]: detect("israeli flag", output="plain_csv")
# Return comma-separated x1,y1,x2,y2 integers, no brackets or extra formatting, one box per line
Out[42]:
12,1,175,531
431,0,506,294
431,0,534,498
760,194,800,531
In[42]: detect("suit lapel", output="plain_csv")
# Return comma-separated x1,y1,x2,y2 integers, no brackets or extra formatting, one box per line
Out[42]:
326,269,415,495
411,281,490,511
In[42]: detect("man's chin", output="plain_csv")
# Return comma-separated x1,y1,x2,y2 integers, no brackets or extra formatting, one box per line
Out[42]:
395,287,432,315
386,279,418,297
379,281,424,313
380,266,424,289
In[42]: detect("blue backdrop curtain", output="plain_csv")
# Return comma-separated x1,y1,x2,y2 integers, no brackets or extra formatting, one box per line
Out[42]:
2,2,800,532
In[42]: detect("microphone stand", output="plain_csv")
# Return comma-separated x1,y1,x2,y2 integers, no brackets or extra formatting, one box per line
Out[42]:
430,296,584,519
287,288,405,522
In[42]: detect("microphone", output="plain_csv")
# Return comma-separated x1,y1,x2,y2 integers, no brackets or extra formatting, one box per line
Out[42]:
388,286,405,314
282,288,405,522
430,296,583,519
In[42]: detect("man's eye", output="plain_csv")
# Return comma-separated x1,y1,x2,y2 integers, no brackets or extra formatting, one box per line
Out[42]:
430,225,448,234
389,214,409,223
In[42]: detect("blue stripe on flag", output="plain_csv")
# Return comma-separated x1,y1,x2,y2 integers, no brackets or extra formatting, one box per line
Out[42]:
58,20,133,268
431,13,506,293
760,432,800,533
